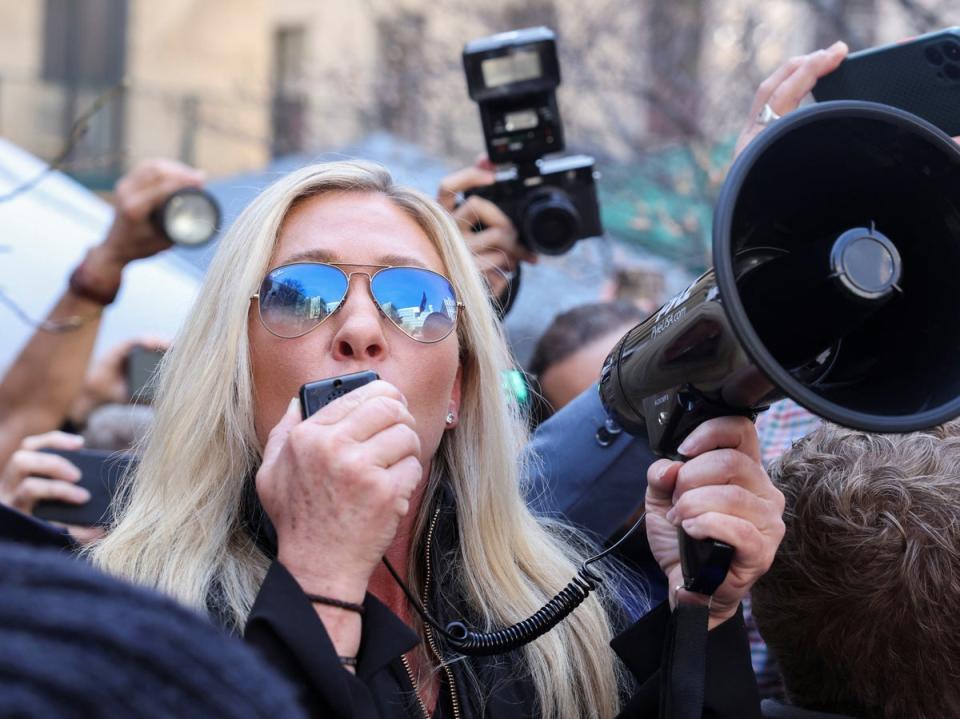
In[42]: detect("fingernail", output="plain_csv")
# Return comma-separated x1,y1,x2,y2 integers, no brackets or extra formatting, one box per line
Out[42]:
830,40,846,51
681,518,696,533
75,487,92,503
665,508,677,524
289,397,300,413
677,437,695,455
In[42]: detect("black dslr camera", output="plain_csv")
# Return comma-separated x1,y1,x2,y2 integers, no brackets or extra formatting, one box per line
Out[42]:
462,27,602,255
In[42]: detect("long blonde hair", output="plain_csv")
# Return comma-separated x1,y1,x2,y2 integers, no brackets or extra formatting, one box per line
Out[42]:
90,161,624,717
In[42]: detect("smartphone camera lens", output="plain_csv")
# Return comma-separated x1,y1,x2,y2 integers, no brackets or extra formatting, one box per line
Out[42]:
926,45,944,65
943,42,960,62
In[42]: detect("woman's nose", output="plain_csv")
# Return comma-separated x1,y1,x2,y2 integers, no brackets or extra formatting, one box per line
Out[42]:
329,275,388,361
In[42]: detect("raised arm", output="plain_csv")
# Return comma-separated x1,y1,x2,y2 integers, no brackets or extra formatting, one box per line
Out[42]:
0,159,204,466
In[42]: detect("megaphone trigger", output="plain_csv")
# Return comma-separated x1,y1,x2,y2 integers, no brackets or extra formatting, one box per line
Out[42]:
678,531,734,596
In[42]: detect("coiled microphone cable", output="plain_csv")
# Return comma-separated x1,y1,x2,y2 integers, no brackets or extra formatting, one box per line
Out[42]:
382,511,646,656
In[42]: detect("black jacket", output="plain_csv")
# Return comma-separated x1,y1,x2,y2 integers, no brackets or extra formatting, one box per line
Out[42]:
246,561,759,718
243,495,761,718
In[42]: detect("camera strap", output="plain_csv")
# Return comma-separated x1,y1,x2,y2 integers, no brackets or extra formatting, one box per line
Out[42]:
660,603,709,719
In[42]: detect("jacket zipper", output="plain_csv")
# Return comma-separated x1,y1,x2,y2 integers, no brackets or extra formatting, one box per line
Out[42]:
422,507,463,719
400,653,433,718
401,507,462,719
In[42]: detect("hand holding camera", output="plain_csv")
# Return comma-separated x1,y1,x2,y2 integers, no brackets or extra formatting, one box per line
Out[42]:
438,157,537,302
256,379,423,602
461,27,603,256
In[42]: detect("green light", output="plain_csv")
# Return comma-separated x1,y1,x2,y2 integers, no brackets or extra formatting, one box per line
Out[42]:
502,369,530,406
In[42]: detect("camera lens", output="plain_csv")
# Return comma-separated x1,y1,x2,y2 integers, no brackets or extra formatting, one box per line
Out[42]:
943,42,960,62
523,190,581,255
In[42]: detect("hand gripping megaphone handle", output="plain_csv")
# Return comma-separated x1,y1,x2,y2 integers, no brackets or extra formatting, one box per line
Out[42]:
660,388,746,596
666,447,735,596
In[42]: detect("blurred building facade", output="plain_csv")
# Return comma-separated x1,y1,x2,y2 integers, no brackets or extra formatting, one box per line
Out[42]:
0,0,955,187
266,0,953,165
0,0,271,185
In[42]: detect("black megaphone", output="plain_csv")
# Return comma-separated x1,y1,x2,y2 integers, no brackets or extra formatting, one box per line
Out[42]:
600,100,960,595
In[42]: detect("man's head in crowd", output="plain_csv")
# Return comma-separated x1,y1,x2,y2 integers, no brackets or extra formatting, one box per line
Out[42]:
752,420,960,718
529,300,645,414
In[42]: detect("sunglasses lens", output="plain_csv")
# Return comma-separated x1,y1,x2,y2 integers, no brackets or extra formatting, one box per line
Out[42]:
258,264,348,337
371,268,458,342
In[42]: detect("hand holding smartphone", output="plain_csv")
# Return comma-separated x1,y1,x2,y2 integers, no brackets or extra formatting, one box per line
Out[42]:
813,27,960,136
32,448,134,527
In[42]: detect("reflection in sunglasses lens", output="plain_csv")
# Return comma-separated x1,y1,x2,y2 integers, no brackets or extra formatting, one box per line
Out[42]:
372,268,457,342
258,265,348,338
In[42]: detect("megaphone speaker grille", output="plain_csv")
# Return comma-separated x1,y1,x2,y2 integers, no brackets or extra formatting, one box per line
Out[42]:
715,101,960,433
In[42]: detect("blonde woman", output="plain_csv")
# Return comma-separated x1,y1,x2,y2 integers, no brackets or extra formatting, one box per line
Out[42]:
76,160,783,718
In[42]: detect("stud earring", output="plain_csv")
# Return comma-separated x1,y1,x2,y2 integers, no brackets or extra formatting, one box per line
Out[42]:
446,411,456,425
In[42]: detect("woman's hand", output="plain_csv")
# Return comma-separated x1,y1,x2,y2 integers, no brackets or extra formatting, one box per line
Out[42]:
0,431,104,544
645,417,785,628
256,380,423,603
437,157,537,301
734,41,848,159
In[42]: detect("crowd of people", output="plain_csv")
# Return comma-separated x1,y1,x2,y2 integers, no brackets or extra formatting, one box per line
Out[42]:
0,37,956,719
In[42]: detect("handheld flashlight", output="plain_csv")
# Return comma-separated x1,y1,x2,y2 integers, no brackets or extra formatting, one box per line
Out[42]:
151,188,221,246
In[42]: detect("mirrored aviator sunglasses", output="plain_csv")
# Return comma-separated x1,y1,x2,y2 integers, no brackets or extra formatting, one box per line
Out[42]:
253,262,463,343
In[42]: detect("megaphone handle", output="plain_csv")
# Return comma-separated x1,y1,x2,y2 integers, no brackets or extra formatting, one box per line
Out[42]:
646,386,753,596
661,396,740,596
668,446,735,595
677,527,734,595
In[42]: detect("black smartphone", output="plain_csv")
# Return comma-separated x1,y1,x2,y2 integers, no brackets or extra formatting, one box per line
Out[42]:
126,346,165,404
299,370,380,419
32,448,134,527
812,27,960,136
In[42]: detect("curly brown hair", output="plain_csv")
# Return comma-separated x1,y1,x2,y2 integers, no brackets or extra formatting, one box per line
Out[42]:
752,420,960,719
